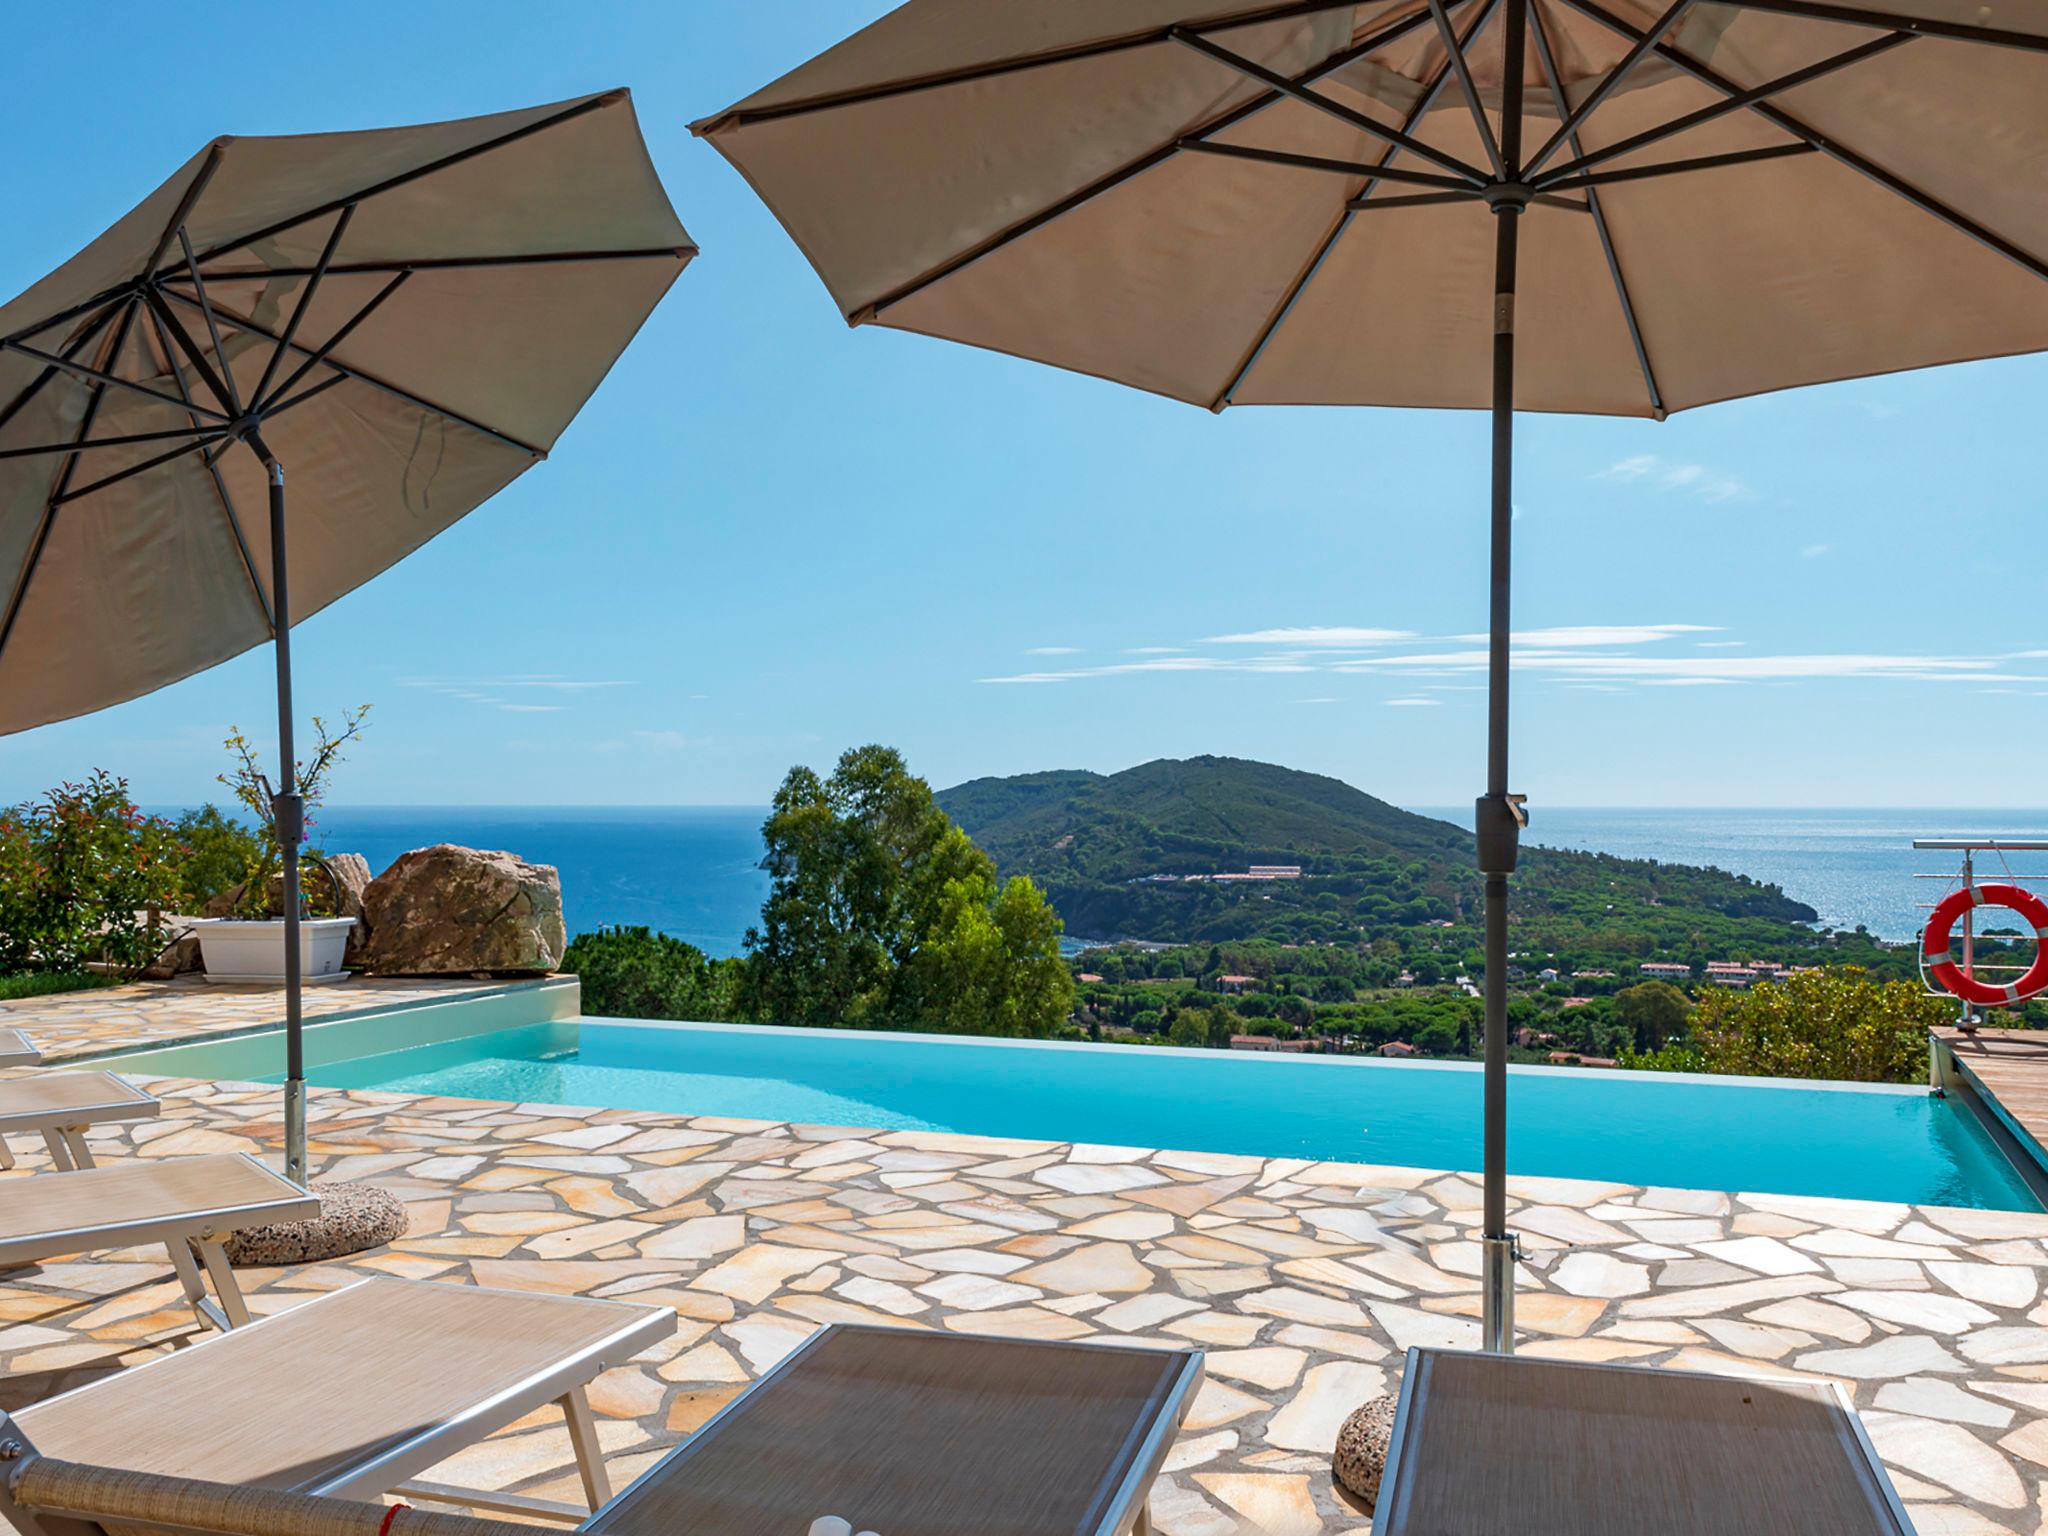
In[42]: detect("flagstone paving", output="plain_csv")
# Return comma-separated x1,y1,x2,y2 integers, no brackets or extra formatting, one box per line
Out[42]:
0,1076,2044,1533
0,975,560,1061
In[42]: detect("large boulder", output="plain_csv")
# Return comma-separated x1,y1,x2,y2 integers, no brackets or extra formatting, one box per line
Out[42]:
358,844,565,976
319,853,374,966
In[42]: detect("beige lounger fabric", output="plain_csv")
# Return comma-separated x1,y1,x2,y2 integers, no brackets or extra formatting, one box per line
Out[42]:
0,1028,40,1068
586,1324,1201,1536
0,1072,155,1124
1377,1346,1910,1534
697,2,2048,418
16,1278,671,1494
0,1153,309,1264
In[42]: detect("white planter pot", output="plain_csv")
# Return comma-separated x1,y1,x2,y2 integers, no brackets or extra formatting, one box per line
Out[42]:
192,918,357,985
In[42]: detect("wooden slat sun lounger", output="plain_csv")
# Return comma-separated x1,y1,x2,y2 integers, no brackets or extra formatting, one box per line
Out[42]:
0,1153,315,1330
0,1322,1200,1536
0,1071,159,1170
1,1277,674,1527
0,1029,40,1070
1376,1346,1914,1536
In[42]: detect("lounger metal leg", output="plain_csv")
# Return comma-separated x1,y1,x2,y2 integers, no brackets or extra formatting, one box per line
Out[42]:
193,1238,251,1329
561,1385,611,1510
58,1129,93,1169
38,1131,71,1172
1131,1503,1153,1536
164,1238,229,1331
0,1134,15,1170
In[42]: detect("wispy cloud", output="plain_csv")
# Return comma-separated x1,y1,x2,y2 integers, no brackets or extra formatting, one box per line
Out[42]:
1801,543,1830,559
398,673,632,714
1385,697,1439,707
1024,646,1080,656
1204,626,1415,647
1455,625,1718,648
1294,696,1341,706
1595,454,1750,502
499,703,563,713
632,729,690,751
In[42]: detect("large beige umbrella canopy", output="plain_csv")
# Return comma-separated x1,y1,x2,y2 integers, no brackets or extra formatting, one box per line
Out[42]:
696,0,2048,1350
0,91,692,1183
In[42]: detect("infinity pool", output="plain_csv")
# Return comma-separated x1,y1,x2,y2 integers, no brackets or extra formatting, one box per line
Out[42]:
285,1017,2042,1211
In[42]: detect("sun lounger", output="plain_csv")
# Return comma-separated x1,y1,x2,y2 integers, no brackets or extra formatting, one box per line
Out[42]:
0,1029,40,1070
0,1071,159,1170
1375,1346,1913,1535
584,1323,1202,1536
0,1321,1200,1536
0,1153,315,1330
0,1276,673,1526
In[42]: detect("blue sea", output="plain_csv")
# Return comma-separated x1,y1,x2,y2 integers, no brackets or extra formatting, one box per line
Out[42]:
263,804,2048,951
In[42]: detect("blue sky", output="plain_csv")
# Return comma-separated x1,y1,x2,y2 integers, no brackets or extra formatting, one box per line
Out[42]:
1,2,2043,814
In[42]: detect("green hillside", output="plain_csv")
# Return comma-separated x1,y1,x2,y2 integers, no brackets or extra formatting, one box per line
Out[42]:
937,755,1817,947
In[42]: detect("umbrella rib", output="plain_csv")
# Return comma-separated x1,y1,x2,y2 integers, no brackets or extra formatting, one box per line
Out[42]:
1425,0,1505,179
1532,31,1913,188
256,370,350,423
177,227,243,416
255,270,411,411
50,433,229,506
0,301,140,668
1528,1,1664,418
158,288,547,457
170,247,698,281
0,425,221,462
0,301,122,440
1715,0,2048,54
857,4,1447,323
1175,141,1479,192
1169,29,1492,186
143,145,225,278
1541,140,1819,192
146,280,238,420
1208,0,1503,411
178,91,625,275
1558,0,2048,285
691,0,1379,132
250,204,353,409
1521,0,1695,179
145,298,273,632
0,338,230,421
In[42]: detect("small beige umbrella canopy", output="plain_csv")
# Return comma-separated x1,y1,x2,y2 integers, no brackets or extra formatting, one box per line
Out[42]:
695,1,2048,1351
0,91,692,1184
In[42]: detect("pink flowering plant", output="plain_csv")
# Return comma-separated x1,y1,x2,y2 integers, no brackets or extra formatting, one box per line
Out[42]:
0,772,184,975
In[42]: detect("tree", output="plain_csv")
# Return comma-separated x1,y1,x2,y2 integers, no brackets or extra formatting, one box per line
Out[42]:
1613,980,1691,1053
1633,967,1942,1083
565,927,739,1021
738,746,1073,1036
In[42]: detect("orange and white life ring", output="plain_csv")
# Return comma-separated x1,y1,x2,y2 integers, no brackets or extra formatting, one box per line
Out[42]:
1923,882,2048,1007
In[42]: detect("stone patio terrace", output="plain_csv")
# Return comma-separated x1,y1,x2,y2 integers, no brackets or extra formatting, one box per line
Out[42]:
4,980,2048,1532
0,1061,2044,1536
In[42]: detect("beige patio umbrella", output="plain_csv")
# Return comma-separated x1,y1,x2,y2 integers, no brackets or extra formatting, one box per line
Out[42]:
695,0,2048,1351
0,91,693,1185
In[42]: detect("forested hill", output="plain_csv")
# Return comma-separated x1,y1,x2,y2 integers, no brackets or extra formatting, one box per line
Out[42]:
937,756,1818,946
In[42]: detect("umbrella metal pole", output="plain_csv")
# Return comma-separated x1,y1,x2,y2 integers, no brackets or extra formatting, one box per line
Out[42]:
249,432,307,1188
1477,0,1530,1357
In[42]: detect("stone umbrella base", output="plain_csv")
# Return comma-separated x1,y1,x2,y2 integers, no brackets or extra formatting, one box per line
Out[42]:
1332,1393,1399,1510
222,1181,408,1267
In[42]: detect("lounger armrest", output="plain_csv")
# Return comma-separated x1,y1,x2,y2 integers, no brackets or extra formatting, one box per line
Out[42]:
6,1458,538,1536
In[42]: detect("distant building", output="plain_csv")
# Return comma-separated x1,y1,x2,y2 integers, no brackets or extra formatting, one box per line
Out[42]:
1248,864,1304,879
1230,1035,1314,1053
1393,971,1416,988
1575,969,1616,980
1537,967,1561,983
1514,1026,1559,1047
1561,996,1594,1009
1379,1040,1418,1057
1217,974,1258,993
1639,962,1691,979
1076,973,1104,984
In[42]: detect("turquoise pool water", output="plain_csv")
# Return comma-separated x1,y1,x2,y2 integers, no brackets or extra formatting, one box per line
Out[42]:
285,1018,2043,1211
